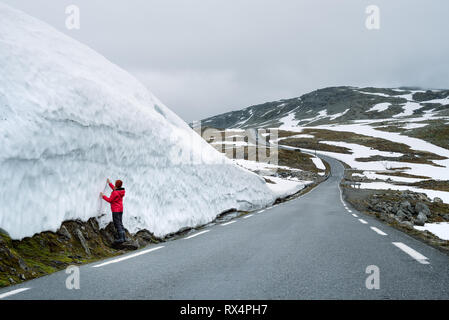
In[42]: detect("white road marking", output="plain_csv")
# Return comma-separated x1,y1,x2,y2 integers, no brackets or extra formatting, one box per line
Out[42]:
347,209,352,213
359,219,368,224
183,230,210,240
243,214,254,219
338,182,345,205
93,246,164,268
352,213,358,217
392,242,429,264
258,209,265,213
370,226,387,236
0,288,30,299
221,221,236,226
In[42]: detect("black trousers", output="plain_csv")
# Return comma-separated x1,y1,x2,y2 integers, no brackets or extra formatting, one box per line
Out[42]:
112,212,124,236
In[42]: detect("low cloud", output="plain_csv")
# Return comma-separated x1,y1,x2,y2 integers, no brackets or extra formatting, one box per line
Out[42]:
4,0,449,122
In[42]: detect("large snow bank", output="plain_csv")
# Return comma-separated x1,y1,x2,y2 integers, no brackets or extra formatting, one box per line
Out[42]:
0,3,276,239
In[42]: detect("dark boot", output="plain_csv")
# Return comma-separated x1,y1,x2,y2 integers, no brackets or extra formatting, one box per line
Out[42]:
118,231,126,243
113,231,125,245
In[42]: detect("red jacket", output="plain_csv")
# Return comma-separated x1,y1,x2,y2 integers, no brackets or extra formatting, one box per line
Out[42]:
102,183,125,213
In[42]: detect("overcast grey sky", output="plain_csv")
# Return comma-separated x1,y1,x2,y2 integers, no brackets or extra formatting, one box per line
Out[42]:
3,0,449,122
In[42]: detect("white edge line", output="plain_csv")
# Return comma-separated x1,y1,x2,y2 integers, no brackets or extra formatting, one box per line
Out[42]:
352,213,358,217
392,242,429,264
93,246,164,268
0,288,30,299
347,209,352,213
243,214,254,219
359,219,368,224
184,230,210,240
370,226,387,236
221,221,237,226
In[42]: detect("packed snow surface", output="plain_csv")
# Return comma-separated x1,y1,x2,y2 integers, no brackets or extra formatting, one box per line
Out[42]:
263,176,311,198
232,159,301,173
415,223,449,241
0,3,277,239
311,156,326,175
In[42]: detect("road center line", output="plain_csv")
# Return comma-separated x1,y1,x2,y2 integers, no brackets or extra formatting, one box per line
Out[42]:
352,213,358,217
93,246,164,268
370,226,387,236
0,288,30,299
243,214,254,219
258,209,265,213
392,242,429,264
347,209,352,213
358,219,368,224
221,221,236,226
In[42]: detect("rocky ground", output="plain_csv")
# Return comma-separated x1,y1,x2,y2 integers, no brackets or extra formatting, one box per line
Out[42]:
343,186,449,253
0,219,161,288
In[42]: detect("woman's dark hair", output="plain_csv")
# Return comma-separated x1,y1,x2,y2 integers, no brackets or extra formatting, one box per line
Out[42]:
115,180,123,188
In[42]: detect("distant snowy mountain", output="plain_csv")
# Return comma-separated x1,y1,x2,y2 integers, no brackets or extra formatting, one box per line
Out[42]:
0,3,278,239
201,86,449,130
200,86,449,206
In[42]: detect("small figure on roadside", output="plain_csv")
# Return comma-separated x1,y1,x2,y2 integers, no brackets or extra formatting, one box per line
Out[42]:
101,178,126,244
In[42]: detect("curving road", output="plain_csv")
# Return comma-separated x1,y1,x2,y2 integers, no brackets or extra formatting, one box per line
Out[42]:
1,156,449,300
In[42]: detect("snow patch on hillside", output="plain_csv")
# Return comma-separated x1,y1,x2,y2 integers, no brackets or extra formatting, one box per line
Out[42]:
280,113,299,129
358,182,449,204
329,109,349,120
394,101,423,118
311,157,326,175
415,223,449,240
367,103,391,113
358,171,424,183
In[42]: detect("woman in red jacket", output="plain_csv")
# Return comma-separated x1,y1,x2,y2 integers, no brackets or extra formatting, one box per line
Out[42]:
100,179,126,244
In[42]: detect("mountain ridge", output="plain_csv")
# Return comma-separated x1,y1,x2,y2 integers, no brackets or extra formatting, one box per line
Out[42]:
200,86,449,130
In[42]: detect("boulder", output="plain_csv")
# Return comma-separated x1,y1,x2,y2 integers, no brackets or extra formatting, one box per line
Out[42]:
415,212,428,226
433,197,443,203
417,193,430,202
400,221,414,228
395,209,407,221
415,202,431,217
89,218,100,233
74,228,91,256
18,258,29,271
57,225,72,240
400,201,413,214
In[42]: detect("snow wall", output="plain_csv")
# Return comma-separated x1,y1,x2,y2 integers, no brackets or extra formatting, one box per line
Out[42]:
0,3,276,239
